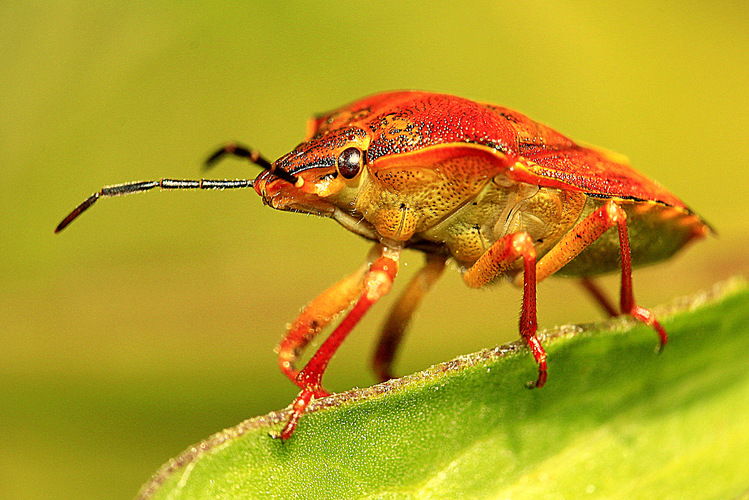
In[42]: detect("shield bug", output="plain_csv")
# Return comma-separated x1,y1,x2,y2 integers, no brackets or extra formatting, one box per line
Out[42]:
56,91,710,440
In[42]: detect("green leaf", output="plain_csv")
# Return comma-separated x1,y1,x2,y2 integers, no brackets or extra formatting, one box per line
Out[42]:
139,278,749,499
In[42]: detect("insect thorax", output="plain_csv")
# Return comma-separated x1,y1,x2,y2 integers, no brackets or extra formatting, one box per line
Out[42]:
351,168,588,270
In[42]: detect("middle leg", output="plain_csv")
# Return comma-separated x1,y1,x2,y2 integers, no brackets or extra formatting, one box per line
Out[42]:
462,232,545,387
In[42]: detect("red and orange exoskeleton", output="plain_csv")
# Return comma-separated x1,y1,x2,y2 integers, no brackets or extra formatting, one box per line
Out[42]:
56,91,710,440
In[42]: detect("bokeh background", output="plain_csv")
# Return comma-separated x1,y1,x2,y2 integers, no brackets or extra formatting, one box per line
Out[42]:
2,2,747,498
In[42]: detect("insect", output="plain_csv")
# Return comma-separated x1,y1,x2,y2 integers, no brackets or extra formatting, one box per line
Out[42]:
56,91,710,440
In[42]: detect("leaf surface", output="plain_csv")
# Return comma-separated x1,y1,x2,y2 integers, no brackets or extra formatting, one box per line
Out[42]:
140,278,749,499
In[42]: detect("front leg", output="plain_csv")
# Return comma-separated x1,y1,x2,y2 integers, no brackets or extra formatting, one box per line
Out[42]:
276,262,368,393
278,245,401,440
462,233,545,387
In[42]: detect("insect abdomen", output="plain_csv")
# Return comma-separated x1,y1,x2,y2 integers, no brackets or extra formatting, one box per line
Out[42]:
556,198,708,277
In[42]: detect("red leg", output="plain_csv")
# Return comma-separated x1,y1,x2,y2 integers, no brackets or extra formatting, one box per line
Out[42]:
579,277,619,318
279,250,400,440
614,215,668,349
276,263,368,392
372,253,447,382
463,233,546,387
533,200,667,349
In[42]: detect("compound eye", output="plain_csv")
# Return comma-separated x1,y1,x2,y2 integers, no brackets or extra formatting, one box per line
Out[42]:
337,147,363,179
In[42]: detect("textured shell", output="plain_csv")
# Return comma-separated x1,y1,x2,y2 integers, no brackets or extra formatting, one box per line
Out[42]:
308,91,687,208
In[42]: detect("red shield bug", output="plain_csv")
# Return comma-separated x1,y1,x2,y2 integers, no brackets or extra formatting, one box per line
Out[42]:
56,91,711,440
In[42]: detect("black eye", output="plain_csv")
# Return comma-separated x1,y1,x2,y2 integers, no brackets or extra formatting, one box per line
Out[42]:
337,147,362,179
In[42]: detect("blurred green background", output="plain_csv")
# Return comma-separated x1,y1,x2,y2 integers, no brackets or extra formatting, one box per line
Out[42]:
1,1,747,498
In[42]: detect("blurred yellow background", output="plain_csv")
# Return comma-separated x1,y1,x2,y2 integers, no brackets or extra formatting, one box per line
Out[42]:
2,2,747,498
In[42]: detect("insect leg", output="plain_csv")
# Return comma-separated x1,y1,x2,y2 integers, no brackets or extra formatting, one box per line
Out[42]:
462,233,544,387
614,211,668,349
276,262,369,390
579,277,619,317
278,247,400,440
372,253,447,382
533,200,667,347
